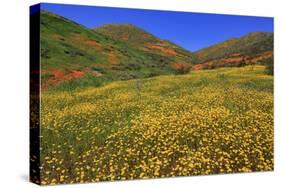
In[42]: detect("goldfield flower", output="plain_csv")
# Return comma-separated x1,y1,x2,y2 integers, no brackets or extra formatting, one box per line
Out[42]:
40,65,273,184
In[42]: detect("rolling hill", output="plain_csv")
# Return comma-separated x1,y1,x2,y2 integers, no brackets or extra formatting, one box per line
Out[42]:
40,10,196,89
40,10,273,89
94,24,195,63
193,32,273,70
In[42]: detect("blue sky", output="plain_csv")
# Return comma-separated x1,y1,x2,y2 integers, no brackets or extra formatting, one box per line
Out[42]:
40,3,273,52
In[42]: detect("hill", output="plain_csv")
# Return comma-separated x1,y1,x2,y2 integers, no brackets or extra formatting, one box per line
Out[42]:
193,32,273,70
39,10,273,89
40,11,195,89
94,24,195,63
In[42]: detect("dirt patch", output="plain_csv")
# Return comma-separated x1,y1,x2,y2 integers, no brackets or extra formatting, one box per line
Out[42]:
71,34,102,50
192,57,248,71
108,52,119,65
42,69,85,89
170,62,186,69
192,64,206,71
169,62,192,74
121,34,129,41
52,70,64,79
52,34,65,41
223,56,244,63
67,70,85,80
250,51,273,63
192,51,273,71
145,44,182,57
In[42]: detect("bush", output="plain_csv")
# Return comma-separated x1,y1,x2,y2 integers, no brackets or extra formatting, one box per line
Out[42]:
51,73,111,92
174,64,192,75
266,62,274,75
147,72,159,78
260,57,273,75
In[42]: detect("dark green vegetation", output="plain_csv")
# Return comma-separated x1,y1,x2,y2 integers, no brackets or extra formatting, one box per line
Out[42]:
260,57,274,75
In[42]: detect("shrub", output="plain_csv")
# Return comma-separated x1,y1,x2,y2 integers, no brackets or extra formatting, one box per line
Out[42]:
266,62,274,75
260,57,273,75
171,62,192,75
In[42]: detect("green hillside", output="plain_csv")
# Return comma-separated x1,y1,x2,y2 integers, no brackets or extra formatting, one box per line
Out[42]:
40,10,273,90
40,11,195,90
195,32,273,63
94,24,195,63
94,24,161,47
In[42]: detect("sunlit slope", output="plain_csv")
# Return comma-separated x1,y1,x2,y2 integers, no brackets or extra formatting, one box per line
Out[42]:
40,65,273,184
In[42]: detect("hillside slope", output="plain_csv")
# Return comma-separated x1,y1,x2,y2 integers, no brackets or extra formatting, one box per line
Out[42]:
94,24,195,63
193,32,273,70
40,11,195,89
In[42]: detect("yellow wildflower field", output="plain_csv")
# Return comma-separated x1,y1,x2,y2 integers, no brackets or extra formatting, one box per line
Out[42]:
39,65,273,185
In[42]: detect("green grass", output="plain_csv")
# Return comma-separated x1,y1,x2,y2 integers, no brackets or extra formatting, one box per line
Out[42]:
49,74,112,92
